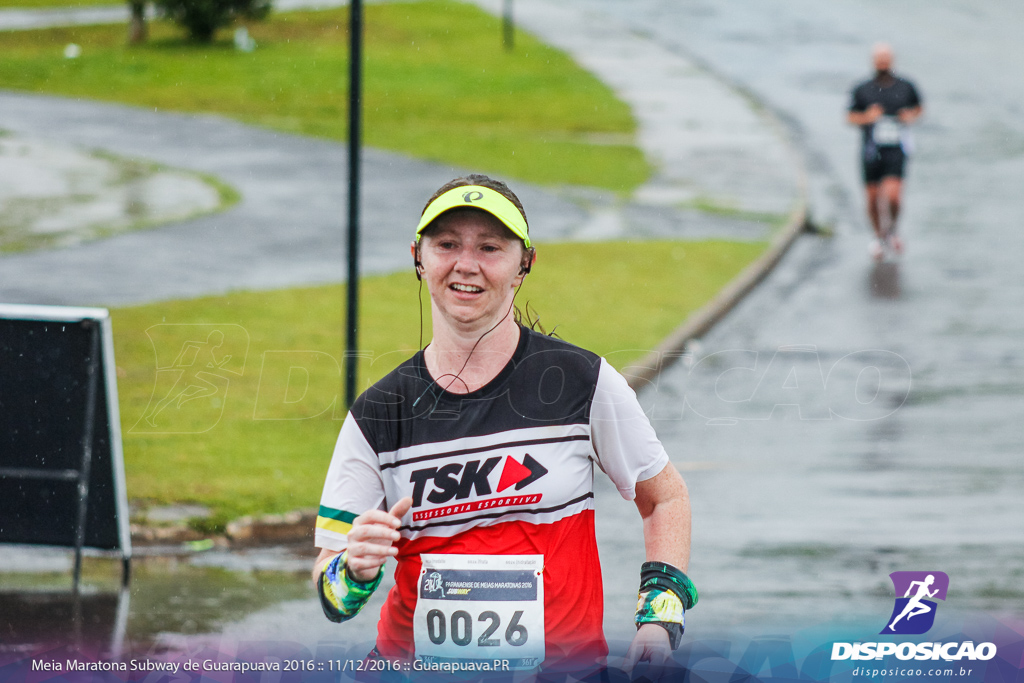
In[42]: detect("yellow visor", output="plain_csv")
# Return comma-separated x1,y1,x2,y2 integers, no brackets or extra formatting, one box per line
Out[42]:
415,185,531,248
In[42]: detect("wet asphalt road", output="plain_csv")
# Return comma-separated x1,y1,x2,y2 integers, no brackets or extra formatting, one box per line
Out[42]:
576,0,1024,638
0,92,596,305
3,0,1022,659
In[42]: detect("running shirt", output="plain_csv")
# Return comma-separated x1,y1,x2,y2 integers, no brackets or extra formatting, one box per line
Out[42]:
849,74,922,154
315,327,669,664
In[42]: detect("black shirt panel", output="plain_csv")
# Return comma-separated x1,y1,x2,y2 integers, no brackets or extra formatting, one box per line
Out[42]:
350,327,602,454
849,74,921,115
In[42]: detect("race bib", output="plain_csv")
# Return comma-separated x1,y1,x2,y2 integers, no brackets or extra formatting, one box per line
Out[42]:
872,115,902,146
413,554,544,671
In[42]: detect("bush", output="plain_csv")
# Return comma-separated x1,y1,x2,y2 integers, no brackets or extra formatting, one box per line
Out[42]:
155,0,271,42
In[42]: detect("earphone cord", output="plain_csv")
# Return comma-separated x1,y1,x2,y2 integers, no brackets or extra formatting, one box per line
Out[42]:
412,281,525,410
417,277,425,352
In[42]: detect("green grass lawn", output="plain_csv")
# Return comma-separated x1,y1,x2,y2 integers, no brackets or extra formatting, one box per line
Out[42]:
112,239,765,523
0,1,649,191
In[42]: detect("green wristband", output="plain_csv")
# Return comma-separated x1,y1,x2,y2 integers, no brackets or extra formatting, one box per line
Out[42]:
639,561,698,610
318,550,383,623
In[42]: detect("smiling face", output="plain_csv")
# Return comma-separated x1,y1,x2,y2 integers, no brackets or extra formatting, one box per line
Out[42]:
416,208,527,334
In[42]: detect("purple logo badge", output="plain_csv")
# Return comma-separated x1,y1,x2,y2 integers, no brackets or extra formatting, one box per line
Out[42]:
881,571,949,635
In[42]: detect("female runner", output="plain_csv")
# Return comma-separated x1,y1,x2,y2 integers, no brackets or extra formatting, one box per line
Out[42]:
312,174,697,673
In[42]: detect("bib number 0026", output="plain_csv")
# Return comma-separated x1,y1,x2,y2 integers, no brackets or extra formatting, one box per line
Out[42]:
424,608,528,647
414,554,544,670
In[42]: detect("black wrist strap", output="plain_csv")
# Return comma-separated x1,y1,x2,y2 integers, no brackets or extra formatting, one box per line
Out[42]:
646,621,684,650
639,561,698,610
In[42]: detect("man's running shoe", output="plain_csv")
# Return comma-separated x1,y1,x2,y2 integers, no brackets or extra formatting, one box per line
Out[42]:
868,238,884,261
888,234,904,255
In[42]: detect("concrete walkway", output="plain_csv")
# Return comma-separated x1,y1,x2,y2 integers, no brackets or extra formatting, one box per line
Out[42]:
0,0,800,307
0,3,135,31
468,0,801,217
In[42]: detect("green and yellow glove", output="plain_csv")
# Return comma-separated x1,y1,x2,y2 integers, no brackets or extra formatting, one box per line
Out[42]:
318,550,383,623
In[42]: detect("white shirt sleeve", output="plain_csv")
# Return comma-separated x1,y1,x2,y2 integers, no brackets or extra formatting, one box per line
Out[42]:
589,358,670,501
314,412,386,551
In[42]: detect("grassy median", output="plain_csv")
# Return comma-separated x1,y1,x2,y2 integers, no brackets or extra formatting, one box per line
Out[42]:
112,239,765,523
0,1,649,191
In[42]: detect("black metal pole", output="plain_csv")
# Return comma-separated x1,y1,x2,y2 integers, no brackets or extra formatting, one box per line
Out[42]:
503,0,514,50
345,0,363,409
121,556,132,587
72,321,101,594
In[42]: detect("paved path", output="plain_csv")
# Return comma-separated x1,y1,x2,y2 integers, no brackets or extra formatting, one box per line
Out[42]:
0,1,799,307
468,0,801,218
0,3,134,31
0,93,592,305
0,134,223,252
569,0,1024,638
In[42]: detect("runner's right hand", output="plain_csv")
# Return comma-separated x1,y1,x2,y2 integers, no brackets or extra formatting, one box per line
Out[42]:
345,497,413,582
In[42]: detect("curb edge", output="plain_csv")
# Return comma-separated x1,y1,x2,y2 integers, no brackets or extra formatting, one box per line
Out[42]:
623,193,809,392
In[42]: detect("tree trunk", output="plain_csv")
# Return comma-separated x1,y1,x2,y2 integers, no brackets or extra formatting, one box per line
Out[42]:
127,0,147,44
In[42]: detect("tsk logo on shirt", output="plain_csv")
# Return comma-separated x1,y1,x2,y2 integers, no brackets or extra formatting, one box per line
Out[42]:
409,455,548,521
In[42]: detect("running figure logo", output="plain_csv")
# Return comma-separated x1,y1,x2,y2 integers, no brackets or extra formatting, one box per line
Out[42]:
881,571,949,635
132,324,249,434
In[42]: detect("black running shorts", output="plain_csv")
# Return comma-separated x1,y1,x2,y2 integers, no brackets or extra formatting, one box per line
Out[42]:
863,146,906,183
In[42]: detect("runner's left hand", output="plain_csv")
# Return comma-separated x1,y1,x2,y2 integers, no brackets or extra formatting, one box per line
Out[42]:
624,623,671,673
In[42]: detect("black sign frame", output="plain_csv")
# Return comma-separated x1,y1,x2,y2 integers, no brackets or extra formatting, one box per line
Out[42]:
0,304,131,588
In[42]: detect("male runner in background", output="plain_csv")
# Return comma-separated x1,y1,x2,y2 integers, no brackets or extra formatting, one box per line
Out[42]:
848,43,923,260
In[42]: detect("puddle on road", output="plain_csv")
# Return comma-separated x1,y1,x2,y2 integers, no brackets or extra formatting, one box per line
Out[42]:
0,545,316,656
4,539,1023,667
0,135,230,254
868,261,901,299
